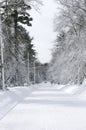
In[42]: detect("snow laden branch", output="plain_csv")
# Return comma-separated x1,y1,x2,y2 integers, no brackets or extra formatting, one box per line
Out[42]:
48,0,86,85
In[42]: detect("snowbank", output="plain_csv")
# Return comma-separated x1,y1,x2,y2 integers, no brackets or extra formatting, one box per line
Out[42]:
0,82,86,121
0,83,86,130
63,85,79,94
0,85,38,120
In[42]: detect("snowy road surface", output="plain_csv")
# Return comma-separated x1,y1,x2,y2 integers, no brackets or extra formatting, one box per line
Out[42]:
0,83,86,130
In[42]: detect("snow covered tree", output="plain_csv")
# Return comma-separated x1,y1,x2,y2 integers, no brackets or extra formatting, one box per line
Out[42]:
1,24,36,86
32,62,48,83
0,0,42,88
48,0,86,85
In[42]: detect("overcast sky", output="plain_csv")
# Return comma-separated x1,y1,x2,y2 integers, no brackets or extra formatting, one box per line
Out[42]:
28,0,57,63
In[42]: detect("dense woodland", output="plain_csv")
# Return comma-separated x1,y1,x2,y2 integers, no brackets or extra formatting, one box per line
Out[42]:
1,0,86,88
48,0,86,85
0,0,47,89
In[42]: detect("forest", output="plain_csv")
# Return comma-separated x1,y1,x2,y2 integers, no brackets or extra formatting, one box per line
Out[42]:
0,1,86,130
0,0,48,89
48,0,86,85
0,0,86,89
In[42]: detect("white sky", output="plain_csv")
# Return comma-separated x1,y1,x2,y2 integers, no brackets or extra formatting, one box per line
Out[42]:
27,0,57,63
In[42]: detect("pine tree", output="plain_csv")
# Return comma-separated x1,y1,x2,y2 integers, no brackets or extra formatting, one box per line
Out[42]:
0,0,40,87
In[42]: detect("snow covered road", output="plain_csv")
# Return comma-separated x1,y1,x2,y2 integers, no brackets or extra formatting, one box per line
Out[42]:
0,83,86,130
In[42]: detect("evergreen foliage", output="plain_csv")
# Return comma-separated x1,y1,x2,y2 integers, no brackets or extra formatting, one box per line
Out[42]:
0,0,38,87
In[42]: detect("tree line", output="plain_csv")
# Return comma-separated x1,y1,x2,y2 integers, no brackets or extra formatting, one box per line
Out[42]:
0,0,45,89
48,0,86,84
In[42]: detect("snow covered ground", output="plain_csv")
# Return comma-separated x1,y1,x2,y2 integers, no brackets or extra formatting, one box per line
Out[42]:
0,83,86,130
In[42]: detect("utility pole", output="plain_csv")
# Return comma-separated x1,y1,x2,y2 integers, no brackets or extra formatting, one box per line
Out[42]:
0,9,5,90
